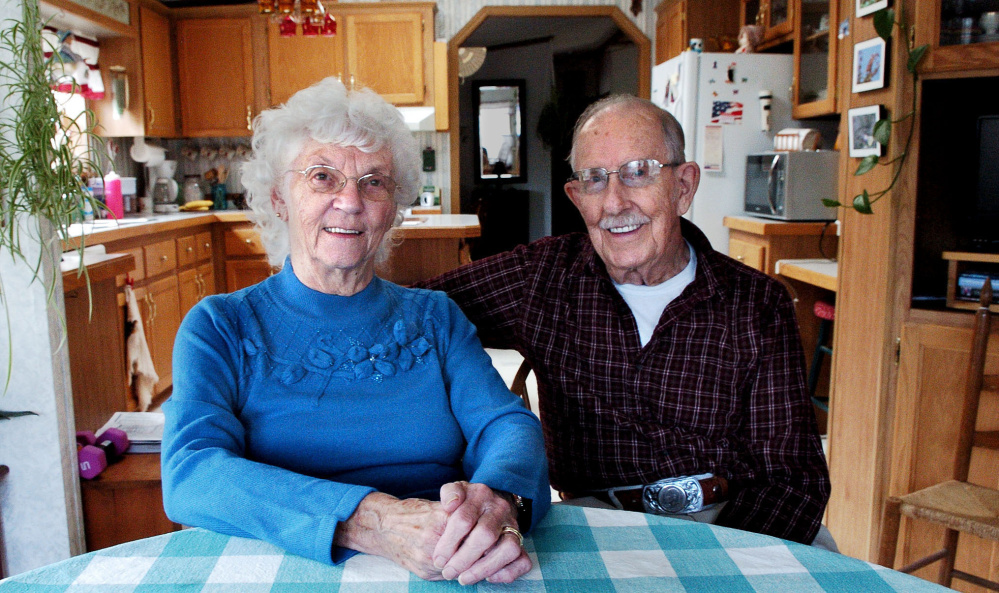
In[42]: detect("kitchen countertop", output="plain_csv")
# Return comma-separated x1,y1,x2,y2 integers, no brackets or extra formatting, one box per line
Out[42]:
64,212,480,247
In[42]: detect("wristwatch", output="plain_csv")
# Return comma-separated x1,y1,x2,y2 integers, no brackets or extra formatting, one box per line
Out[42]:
494,489,530,532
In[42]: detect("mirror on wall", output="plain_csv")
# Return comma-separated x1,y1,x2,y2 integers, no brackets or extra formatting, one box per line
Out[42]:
473,79,525,182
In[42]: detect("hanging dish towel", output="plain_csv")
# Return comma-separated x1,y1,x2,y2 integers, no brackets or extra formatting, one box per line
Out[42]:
125,284,159,411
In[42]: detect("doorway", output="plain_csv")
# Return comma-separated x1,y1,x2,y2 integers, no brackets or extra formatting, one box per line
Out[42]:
448,7,651,256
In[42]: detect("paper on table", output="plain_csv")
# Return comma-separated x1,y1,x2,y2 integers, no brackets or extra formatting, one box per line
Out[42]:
98,412,164,453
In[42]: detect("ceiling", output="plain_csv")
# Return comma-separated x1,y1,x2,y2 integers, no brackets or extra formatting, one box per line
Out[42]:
462,16,626,54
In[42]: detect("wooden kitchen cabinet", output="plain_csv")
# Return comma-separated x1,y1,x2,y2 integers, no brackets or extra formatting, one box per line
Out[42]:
886,320,999,583
89,224,217,404
81,453,180,551
85,2,177,138
141,274,181,396
63,254,136,433
342,5,433,105
723,216,838,275
741,0,795,46
655,0,741,63
913,0,999,72
267,3,434,107
792,0,838,118
222,222,276,292
139,5,178,137
267,20,345,107
177,17,255,136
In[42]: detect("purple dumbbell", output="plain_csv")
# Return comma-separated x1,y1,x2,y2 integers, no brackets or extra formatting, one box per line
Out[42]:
76,428,131,480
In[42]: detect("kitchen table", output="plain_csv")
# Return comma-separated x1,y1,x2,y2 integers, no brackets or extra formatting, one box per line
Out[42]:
0,505,947,591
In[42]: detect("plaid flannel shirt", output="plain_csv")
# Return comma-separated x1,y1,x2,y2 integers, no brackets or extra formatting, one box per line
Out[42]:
418,219,830,544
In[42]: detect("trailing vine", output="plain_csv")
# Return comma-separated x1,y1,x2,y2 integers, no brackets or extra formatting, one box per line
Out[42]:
824,5,929,214
0,1,104,395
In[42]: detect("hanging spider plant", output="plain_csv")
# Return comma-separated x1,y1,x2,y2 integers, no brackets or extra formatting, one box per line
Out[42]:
0,1,105,396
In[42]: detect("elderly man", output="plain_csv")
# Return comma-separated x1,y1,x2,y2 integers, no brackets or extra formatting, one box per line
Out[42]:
422,95,831,547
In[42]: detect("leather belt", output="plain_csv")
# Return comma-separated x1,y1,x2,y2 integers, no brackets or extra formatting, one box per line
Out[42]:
563,475,729,515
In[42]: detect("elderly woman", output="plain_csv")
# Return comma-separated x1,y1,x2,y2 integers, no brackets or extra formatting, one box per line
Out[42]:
161,77,550,585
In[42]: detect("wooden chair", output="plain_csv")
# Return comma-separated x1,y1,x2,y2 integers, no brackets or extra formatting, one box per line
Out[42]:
877,282,999,590
509,358,533,412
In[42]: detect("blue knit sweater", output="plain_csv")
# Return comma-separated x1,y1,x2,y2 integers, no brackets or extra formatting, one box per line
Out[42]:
162,263,550,565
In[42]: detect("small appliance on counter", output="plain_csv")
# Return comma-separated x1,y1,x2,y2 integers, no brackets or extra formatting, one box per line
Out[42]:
744,151,839,220
152,160,179,213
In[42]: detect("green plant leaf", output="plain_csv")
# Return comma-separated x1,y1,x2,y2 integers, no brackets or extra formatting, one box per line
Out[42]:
873,118,892,145
0,410,37,421
853,191,874,214
822,199,842,208
874,9,895,40
907,44,929,73
855,155,879,175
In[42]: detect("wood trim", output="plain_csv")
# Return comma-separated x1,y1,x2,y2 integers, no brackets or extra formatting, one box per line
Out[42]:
41,0,136,38
447,5,652,214
722,215,837,236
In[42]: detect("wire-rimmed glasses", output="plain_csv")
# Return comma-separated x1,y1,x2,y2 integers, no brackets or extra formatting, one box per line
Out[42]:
567,159,682,195
291,164,398,202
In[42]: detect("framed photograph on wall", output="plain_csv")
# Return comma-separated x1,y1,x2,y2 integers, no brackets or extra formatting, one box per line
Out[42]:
857,0,889,18
848,105,884,157
852,37,888,93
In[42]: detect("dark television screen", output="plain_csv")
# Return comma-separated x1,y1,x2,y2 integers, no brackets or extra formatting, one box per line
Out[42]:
978,115,999,216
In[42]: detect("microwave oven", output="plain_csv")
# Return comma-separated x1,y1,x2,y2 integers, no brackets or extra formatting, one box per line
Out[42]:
744,151,839,220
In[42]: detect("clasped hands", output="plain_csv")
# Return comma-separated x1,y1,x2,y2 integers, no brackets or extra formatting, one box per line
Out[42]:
335,481,530,585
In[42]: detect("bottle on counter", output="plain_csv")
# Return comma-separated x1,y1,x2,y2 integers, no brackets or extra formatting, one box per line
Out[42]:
104,170,124,220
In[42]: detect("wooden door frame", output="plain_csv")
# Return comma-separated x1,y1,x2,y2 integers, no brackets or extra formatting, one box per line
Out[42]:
447,6,651,214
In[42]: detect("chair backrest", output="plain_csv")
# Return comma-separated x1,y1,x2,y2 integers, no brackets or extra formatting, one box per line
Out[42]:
509,359,533,412
954,282,996,482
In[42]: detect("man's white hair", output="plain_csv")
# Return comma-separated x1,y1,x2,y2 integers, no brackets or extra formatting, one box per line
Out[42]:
241,77,420,267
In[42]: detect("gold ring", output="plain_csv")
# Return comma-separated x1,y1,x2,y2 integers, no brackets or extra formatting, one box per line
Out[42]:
500,525,523,546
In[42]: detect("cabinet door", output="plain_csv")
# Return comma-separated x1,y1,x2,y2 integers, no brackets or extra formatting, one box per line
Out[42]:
268,20,344,107
345,12,425,105
177,18,255,137
765,0,793,38
792,0,837,118
178,267,200,319
729,238,767,271
656,0,688,63
140,7,178,137
146,275,180,396
197,262,215,300
88,36,144,137
887,322,999,581
226,259,274,292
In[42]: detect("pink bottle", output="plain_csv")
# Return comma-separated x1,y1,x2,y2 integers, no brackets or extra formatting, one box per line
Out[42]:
104,171,124,220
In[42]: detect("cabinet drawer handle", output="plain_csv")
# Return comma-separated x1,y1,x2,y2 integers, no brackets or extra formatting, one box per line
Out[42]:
246,105,252,131
204,242,211,250
735,255,744,261
245,238,254,244
160,255,168,262
147,104,155,128
186,246,193,253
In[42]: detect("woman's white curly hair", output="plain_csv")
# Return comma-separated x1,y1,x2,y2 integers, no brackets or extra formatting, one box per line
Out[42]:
241,77,420,267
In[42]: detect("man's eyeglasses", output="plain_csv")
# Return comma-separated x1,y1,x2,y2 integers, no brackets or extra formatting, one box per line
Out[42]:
291,164,398,202
567,159,682,195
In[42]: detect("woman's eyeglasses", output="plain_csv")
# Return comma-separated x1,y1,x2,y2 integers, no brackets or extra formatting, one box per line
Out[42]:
567,158,682,195
291,164,397,202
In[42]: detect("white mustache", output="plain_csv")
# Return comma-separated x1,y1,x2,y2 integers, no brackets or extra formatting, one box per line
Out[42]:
599,213,650,230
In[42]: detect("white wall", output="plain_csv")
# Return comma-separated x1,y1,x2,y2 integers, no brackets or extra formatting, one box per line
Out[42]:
0,0,85,576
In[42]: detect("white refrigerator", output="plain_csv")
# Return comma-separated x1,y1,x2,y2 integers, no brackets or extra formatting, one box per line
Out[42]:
651,52,795,254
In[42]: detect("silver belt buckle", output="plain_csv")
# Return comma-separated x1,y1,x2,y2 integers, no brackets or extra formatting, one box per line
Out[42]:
642,473,713,515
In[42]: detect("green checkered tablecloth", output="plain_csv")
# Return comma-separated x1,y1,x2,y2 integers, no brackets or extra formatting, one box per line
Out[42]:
0,505,947,592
